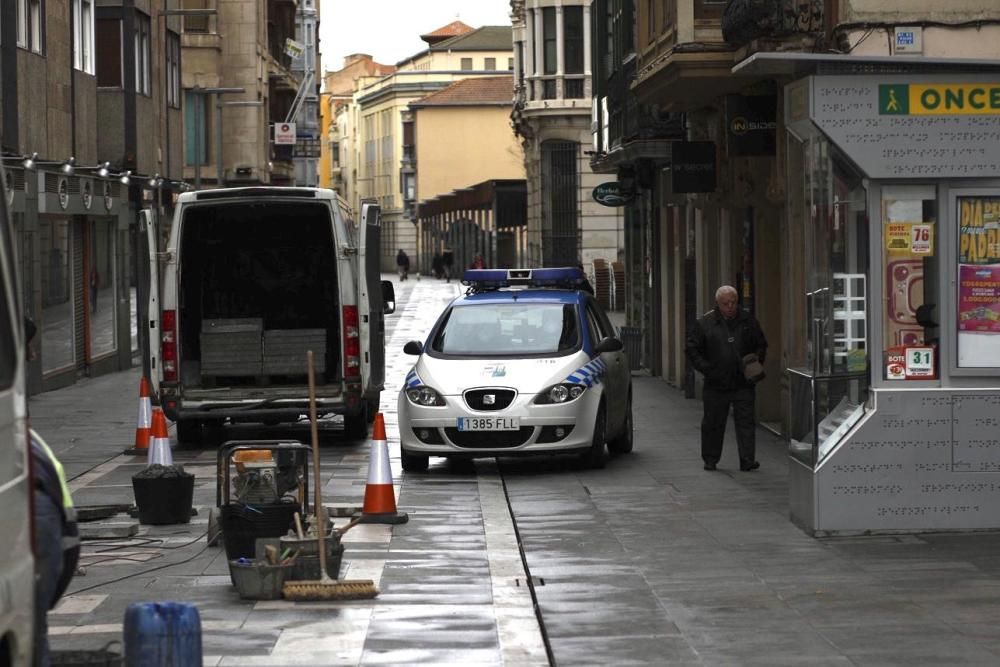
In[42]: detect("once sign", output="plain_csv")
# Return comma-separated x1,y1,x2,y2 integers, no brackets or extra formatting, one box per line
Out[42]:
880,83,1000,116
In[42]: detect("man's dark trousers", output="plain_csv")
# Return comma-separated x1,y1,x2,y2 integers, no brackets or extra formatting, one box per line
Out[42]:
701,385,756,466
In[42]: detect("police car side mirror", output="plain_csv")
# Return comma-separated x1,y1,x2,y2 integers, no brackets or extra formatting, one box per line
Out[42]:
403,341,423,355
381,280,396,314
594,337,623,354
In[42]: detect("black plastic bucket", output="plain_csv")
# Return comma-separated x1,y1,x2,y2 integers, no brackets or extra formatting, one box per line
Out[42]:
132,475,195,525
219,502,300,561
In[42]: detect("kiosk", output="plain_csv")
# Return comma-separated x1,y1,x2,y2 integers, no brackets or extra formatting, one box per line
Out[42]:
782,70,1000,534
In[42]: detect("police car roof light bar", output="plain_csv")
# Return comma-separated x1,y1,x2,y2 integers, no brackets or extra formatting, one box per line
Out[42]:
462,267,584,293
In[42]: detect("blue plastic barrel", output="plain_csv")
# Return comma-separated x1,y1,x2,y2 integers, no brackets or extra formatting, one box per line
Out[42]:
123,602,202,666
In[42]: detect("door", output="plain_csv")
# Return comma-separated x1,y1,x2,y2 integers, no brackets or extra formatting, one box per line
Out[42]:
358,201,385,396
139,210,160,394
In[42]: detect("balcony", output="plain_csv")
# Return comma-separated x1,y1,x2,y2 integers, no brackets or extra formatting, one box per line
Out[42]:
722,0,825,49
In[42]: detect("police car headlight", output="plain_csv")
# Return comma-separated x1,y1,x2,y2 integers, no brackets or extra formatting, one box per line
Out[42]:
535,383,586,404
406,386,446,406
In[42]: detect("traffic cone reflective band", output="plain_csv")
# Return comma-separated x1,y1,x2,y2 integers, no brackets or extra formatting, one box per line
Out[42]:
135,377,152,449
125,377,153,454
147,408,173,467
359,413,408,525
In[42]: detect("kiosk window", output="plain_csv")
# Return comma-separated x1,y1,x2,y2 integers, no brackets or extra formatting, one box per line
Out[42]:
881,186,938,380
956,196,1000,368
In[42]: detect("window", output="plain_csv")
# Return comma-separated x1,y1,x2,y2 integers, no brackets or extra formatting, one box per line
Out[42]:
18,0,44,53
541,140,579,266
508,57,514,71
96,18,122,87
565,6,583,74
543,7,556,74
432,304,580,356
134,12,151,96
166,31,180,108
73,0,95,73
956,194,1000,369
184,90,209,165
182,0,210,33
460,57,473,71
881,186,937,378
485,57,496,71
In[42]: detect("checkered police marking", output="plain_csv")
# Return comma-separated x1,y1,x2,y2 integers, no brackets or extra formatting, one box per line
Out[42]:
404,368,422,389
565,357,607,388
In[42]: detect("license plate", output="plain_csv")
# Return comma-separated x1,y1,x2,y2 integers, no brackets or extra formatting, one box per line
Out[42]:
456,417,520,431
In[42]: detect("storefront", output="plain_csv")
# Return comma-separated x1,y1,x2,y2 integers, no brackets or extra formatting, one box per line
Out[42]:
7,166,132,393
782,71,1000,533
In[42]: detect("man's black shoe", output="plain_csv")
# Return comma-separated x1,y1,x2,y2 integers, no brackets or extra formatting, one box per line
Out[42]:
740,461,760,471
703,462,717,471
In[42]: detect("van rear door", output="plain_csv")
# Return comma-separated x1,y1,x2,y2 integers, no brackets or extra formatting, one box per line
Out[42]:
357,202,385,396
139,210,161,395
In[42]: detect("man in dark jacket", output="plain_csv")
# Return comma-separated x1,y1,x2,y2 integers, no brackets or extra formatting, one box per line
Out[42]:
685,285,768,472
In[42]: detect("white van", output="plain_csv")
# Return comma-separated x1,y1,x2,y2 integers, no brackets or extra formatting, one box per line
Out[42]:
0,169,35,664
149,187,394,443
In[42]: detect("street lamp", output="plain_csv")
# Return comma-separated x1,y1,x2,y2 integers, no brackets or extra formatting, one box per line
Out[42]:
216,100,265,186
187,86,245,190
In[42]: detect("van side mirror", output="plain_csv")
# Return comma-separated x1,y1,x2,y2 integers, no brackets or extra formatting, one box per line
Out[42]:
594,337,624,354
381,280,396,314
403,341,423,355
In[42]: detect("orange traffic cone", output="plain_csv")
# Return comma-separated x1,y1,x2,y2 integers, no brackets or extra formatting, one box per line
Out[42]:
125,377,153,455
358,413,408,525
147,408,173,467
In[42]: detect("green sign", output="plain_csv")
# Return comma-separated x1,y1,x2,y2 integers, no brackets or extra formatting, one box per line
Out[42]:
879,85,909,115
592,182,633,207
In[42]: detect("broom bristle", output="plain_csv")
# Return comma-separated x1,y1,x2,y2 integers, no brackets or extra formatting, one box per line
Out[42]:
282,579,379,601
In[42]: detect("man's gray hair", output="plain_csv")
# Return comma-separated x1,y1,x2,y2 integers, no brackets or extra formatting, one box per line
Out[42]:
715,285,738,302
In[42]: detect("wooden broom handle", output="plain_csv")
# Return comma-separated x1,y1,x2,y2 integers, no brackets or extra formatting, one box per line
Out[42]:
306,351,328,581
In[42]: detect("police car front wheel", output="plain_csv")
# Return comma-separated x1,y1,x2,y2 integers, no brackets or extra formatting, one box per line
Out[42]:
579,407,607,469
402,448,429,472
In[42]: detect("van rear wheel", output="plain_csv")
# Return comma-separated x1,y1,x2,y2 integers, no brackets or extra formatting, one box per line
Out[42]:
343,403,369,439
175,419,203,447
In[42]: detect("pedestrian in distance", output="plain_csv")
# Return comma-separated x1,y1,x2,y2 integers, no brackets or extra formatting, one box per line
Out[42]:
396,248,410,281
432,253,444,279
441,248,454,283
685,285,768,472
470,253,485,269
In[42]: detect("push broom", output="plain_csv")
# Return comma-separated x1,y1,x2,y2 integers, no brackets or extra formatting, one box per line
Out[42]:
282,350,378,601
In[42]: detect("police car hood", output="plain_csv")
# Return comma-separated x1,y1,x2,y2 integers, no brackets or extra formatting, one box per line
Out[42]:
408,351,595,395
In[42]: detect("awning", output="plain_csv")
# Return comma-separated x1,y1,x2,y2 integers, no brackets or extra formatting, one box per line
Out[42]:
733,52,1000,77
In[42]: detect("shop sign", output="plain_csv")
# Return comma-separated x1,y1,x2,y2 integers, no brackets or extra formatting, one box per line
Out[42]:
959,197,1000,264
880,83,1000,116
886,345,936,380
958,265,1000,332
274,122,296,145
671,141,716,194
591,182,633,207
284,39,304,60
725,95,777,156
884,222,934,255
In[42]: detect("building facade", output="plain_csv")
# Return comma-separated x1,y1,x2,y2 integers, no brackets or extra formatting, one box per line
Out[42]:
591,0,1000,533
180,0,299,187
319,54,396,193
510,0,625,294
347,25,515,272
1,0,183,394
292,0,320,185
409,76,528,272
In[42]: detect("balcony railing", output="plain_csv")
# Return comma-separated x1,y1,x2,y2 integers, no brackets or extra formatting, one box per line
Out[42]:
722,0,824,47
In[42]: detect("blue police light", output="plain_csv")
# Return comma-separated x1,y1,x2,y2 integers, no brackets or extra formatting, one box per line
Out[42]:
462,267,584,291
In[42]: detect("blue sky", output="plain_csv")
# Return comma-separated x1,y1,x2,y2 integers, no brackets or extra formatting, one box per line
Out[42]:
320,0,513,73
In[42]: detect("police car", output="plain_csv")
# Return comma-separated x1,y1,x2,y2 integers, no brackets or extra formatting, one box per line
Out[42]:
398,267,633,471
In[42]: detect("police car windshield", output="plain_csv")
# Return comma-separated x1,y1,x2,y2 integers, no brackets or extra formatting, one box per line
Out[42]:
432,303,578,356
